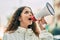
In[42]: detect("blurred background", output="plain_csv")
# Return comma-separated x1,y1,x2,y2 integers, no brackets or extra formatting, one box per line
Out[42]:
0,0,60,40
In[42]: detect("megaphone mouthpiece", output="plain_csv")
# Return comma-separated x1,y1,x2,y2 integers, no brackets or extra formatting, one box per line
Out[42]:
31,16,37,22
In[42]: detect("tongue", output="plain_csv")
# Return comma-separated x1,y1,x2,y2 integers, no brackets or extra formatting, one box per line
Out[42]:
31,16,37,22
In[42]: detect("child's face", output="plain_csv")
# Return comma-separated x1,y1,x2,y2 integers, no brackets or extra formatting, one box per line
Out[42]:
19,7,33,26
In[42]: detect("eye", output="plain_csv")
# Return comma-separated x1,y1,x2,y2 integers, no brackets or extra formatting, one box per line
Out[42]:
25,11,29,14
24,11,33,15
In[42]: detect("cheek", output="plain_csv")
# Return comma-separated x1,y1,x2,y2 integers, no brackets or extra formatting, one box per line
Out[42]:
22,14,28,18
21,16,28,21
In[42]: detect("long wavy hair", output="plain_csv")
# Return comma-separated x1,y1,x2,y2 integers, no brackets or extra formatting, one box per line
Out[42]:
5,6,39,36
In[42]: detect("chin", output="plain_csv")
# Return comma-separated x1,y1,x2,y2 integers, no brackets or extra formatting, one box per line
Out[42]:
28,22,32,25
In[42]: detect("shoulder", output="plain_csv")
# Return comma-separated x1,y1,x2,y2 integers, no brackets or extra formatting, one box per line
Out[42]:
39,30,53,40
3,32,9,40
3,32,17,40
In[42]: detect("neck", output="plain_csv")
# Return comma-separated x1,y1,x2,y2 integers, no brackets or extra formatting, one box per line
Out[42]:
20,22,28,29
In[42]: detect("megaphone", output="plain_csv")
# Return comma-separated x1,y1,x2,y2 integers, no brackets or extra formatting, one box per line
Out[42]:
33,2,55,20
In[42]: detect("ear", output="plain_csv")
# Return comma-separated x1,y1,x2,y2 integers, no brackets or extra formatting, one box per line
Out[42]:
18,17,21,21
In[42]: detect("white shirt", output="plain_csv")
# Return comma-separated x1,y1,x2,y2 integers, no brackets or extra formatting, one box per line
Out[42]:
3,27,53,40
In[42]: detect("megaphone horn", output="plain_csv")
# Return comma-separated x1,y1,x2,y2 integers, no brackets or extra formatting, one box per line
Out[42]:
46,2,55,15
34,2,55,20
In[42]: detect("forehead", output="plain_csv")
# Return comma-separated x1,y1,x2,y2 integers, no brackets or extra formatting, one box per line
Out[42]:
23,7,31,11
21,7,33,15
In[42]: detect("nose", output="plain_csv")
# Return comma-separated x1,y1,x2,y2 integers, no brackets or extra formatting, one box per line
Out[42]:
29,13,33,16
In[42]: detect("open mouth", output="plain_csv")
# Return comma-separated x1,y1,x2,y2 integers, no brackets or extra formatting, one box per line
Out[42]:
28,18,32,20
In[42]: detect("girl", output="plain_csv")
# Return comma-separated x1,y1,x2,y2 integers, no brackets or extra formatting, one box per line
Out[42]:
3,6,53,40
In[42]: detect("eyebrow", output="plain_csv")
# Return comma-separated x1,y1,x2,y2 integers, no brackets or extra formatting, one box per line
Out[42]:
24,9,31,12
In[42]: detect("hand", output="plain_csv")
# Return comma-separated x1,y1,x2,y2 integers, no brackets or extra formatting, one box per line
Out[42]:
37,17,47,30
